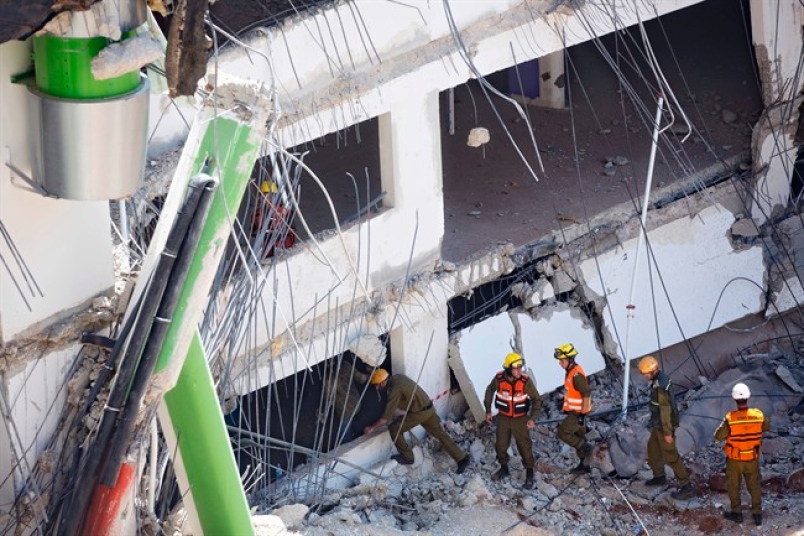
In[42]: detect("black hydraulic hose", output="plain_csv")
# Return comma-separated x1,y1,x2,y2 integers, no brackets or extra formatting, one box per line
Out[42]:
100,179,217,486
57,180,209,536
45,291,144,534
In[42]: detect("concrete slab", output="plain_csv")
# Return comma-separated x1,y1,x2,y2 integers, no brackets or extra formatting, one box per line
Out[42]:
579,204,766,363
449,304,606,423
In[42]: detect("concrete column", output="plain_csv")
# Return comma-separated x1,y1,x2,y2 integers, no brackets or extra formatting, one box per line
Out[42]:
750,101,799,223
390,311,451,414
378,91,444,264
750,0,804,106
532,50,566,109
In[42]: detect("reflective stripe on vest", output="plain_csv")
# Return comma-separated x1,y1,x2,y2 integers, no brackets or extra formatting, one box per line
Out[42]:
724,408,765,461
563,364,589,414
495,372,531,417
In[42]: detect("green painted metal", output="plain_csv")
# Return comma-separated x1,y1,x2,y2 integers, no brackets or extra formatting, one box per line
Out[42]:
156,115,262,535
32,34,140,98
153,116,259,375
164,333,254,535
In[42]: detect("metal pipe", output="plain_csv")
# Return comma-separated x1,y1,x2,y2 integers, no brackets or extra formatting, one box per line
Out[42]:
621,95,664,419
101,179,216,486
58,181,206,536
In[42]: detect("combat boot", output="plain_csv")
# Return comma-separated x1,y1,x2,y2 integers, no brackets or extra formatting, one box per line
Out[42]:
752,514,762,526
570,460,591,474
671,483,694,500
523,468,534,488
492,464,509,480
723,511,743,523
645,475,667,486
456,456,470,475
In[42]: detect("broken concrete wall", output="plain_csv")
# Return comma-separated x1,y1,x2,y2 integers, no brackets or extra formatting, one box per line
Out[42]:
449,303,606,423
0,345,75,517
211,0,706,148
749,0,804,106
766,213,804,317
750,99,801,223
578,202,766,364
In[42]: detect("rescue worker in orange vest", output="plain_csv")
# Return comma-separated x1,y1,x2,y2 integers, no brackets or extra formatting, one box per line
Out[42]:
484,353,542,488
554,343,593,474
714,382,769,526
638,355,694,500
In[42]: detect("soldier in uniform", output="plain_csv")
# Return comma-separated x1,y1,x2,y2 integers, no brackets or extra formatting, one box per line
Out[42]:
554,343,593,474
715,382,769,526
638,355,693,499
484,353,542,488
364,370,470,473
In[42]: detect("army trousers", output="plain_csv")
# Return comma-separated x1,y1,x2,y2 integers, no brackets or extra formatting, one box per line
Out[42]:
557,413,587,459
647,428,690,486
725,458,762,515
388,407,465,462
494,414,535,469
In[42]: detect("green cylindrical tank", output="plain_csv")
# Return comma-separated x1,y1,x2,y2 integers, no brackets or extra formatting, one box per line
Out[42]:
32,33,140,99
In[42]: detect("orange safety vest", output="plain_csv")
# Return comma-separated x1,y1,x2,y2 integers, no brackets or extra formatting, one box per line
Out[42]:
563,364,589,414
495,372,531,417
724,408,765,461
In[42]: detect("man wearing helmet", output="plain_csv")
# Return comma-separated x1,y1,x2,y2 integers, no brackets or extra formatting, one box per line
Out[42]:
364,369,470,474
484,352,543,488
638,355,693,500
714,382,769,526
554,343,593,474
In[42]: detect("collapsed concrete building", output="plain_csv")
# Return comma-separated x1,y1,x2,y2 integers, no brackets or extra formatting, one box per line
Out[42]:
1,0,803,534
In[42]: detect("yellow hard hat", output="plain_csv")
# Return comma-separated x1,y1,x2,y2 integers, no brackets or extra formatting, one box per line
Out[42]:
554,343,578,360
503,353,524,369
638,355,659,374
370,369,389,385
260,180,278,194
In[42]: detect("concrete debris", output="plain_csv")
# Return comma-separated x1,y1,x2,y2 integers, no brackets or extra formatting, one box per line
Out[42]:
466,127,490,148
730,217,760,238
91,33,163,80
774,364,803,392
721,109,738,123
276,354,804,535
347,334,387,367
269,504,309,530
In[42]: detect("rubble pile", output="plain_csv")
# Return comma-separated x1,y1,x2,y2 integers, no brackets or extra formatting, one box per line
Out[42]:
250,354,804,536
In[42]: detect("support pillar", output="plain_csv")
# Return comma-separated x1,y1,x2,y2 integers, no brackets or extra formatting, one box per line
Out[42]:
378,91,444,265
748,0,804,223
749,0,804,106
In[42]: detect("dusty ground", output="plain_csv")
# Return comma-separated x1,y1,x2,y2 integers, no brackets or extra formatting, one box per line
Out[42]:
248,359,804,536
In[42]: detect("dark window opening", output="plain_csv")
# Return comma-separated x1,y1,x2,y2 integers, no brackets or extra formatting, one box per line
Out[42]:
289,118,384,239
447,260,540,334
226,338,392,493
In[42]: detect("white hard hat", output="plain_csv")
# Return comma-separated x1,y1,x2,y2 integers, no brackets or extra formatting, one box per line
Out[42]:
732,383,751,400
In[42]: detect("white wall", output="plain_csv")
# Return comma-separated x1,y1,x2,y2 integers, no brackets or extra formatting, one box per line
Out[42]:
209,0,705,149
0,42,114,342
750,0,804,106
450,304,605,423
579,204,766,363
244,92,445,355
0,346,75,512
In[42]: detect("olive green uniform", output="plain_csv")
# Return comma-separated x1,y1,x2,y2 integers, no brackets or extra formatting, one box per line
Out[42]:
647,371,690,486
714,414,770,516
484,373,542,469
384,374,466,462
557,370,590,458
